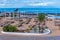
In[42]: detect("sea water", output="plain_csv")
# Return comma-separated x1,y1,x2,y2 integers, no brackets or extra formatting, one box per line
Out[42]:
0,8,60,14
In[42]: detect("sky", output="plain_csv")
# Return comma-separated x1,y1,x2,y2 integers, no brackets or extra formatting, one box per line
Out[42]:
0,0,60,8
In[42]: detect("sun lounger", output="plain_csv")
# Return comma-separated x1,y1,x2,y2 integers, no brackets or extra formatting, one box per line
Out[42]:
0,23,3,27
24,18,31,24
55,21,60,26
17,22,24,27
17,24,22,27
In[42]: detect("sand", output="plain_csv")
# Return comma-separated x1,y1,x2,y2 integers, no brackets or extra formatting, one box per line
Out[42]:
0,17,60,36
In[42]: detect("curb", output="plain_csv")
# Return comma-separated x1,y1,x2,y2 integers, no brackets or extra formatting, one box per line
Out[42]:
1,29,50,36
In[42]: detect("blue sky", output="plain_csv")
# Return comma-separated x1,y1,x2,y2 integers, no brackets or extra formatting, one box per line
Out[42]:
0,0,60,8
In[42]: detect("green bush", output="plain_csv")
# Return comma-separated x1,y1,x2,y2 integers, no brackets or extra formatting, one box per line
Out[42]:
24,29,30,33
34,27,37,32
29,27,32,30
3,24,17,32
39,29,44,33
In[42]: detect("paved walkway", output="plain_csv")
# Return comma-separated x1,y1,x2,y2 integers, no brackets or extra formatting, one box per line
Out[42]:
0,35,60,40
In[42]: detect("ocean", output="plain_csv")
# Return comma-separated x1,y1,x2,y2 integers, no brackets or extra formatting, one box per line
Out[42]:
0,8,60,14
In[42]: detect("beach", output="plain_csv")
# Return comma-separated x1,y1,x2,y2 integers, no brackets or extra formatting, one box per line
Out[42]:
0,15,60,36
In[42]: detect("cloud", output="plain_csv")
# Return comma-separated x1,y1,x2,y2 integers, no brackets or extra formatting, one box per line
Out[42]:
0,0,57,8
0,0,7,6
28,2,55,6
0,4,5,6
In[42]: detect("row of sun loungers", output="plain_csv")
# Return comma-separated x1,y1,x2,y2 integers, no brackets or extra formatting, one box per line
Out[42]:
17,18,31,27
16,18,39,28
54,19,60,26
0,17,41,29
0,20,15,27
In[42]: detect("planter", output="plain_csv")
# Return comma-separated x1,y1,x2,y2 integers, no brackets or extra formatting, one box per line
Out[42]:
1,29,50,35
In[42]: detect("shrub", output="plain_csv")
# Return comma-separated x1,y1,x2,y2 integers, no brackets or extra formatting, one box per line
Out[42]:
34,27,37,32
39,29,44,33
29,27,32,30
3,24,17,32
24,29,30,33
3,25,8,32
41,27,45,30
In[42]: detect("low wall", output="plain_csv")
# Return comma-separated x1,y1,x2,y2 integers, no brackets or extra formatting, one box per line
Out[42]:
1,29,50,36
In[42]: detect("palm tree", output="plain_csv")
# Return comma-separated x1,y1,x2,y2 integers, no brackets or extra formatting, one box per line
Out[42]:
37,13,45,32
37,13,45,24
